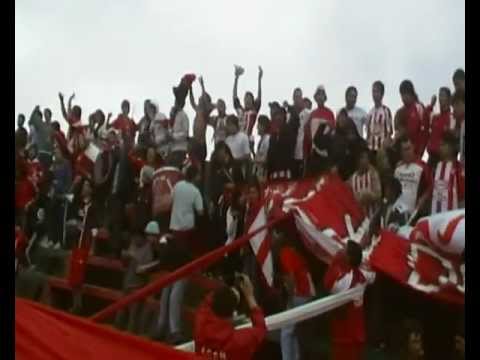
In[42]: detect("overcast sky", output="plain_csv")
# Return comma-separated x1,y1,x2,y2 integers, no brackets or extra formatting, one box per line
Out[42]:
16,0,464,133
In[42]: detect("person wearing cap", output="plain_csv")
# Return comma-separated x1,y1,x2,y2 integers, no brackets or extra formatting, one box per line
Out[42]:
338,86,368,139
303,85,335,162
232,65,263,145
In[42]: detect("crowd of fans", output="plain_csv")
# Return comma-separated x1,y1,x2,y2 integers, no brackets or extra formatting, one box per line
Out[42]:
15,66,465,359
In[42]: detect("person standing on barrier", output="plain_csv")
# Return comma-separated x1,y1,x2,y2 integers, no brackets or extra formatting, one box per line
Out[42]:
272,226,315,360
324,241,375,360
194,274,267,360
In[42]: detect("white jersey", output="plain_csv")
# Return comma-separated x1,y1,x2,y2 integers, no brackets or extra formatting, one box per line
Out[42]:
394,160,431,215
294,109,311,160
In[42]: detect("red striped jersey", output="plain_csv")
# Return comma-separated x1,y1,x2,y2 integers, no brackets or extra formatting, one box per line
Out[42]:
349,166,381,218
366,105,393,151
431,160,465,214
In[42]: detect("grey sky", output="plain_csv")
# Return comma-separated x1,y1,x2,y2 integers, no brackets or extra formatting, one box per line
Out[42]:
16,0,464,132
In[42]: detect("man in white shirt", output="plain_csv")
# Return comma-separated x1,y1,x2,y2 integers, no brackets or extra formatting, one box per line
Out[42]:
225,115,251,161
338,86,368,139
394,137,432,220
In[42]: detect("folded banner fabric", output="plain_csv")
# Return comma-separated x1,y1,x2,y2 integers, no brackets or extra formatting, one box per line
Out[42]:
16,298,200,360
176,285,365,353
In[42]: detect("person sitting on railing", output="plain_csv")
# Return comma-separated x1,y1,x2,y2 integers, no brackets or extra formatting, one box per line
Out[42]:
324,240,375,360
194,274,267,360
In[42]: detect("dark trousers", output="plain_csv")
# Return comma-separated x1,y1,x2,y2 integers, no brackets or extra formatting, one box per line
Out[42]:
291,159,305,179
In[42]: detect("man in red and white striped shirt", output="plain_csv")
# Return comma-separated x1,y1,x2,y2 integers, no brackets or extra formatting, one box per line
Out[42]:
431,132,465,214
366,81,393,156
349,147,382,219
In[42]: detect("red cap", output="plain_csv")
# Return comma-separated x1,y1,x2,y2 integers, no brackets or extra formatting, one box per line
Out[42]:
182,74,196,87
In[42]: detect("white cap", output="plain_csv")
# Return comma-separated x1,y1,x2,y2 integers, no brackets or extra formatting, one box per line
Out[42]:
315,85,326,95
144,221,160,235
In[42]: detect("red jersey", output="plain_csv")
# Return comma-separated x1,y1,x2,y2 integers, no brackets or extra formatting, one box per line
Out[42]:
366,105,393,151
303,106,335,156
111,115,137,144
324,252,370,344
399,102,430,158
15,178,36,210
279,246,316,297
427,109,457,157
27,159,44,190
431,160,465,214
194,294,267,360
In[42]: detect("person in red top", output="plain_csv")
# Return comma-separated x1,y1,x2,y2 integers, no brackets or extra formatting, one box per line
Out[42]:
396,80,430,158
15,159,36,226
303,85,335,159
110,100,138,150
194,274,267,360
426,87,456,168
59,92,88,159
324,241,375,360
273,226,315,360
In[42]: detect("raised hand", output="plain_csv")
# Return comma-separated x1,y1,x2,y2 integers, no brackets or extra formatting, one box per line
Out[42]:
234,64,244,77
258,66,263,80
58,92,64,101
430,95,437,108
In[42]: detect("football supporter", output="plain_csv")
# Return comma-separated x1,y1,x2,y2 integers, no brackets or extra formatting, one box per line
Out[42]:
194,274,267,360
431,132,465,214
16,113,29,152
426,87,456,168
324,241,375,360
267,107,298,181
272,226,315,360
349,146,382,219
209,98,229,145
452,91,465,166
225,115,251,164
303,97,312,111
396,80,430,158
394,137,433,220
287,87,310,179
110,100,137,150
303,85,335,158
253,115,271,182
232,65,263,143
338,86,368,138
59,92,88,160
28,106,54,171
137,99,153,149
366,81,393,160
452,68,465,95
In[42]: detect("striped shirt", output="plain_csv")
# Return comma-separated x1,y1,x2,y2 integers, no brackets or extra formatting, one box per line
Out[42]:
366,105,393,151
431,160,465,214
349,166,381,218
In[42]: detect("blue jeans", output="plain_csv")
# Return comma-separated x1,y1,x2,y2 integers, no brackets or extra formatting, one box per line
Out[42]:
153,279,187,337
281,296,311,360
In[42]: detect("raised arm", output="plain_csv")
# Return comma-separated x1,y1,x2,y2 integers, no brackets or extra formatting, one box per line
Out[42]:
189,86,198,111
59,93,68,121
67,93,75,114
233,66,243,111
255,66,263,112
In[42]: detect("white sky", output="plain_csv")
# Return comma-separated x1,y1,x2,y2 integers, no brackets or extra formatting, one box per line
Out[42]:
16,0,464,136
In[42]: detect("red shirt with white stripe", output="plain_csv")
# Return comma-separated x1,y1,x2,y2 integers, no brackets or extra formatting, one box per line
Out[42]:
427,109,457,157
431,160,465,214
279,246,316,297
303,106,335,157
366,104,393,151
349,166,381,218
394,160,432,215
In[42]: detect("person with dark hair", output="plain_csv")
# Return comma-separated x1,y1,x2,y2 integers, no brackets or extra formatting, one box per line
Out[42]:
349,146,382,219
303,97,312,111
233,65,263,146
267,106,298,181
452,68,465,94
394,137,432,220
253,115,271,181
16,113,28,152
452,91,465,165
109,100,137,150
324,241,375,360
426,87,456,168
366,81,393,161
59,92,88,160
208,98,228,145
272,227,315,360
338,86,368,138
225,115,251,173
431,131,465,214
137,99,153,149
303,85,335,159
194,274,267,360
28,106,54,171
380,176,409,232
396,80,431,158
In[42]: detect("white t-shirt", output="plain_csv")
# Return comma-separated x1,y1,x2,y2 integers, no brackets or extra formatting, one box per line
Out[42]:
225,132,251,160
169,180,204,231
171,110,189,152
294,109,311,160
394,160,430,216
338,106,368,139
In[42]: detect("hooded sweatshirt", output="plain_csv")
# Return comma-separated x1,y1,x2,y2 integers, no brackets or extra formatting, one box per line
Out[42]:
194,294,266,360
